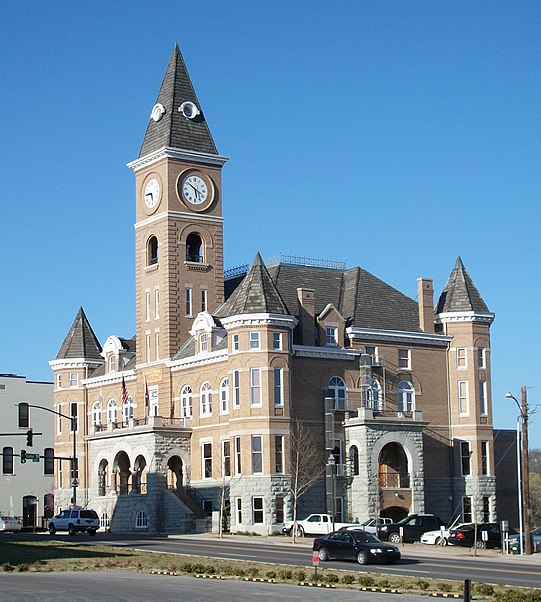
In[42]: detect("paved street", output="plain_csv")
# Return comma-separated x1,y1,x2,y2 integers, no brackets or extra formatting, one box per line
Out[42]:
0,570,443,602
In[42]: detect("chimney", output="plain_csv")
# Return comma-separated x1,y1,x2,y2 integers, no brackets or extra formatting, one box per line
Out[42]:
417,278,434,333
297,288,316,346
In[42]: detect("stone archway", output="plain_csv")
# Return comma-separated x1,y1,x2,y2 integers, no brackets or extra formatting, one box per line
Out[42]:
167,455,184,491
112,451,131,495
133,455,147,494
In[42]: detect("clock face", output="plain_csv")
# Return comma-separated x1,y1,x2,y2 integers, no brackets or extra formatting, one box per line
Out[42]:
144,178,160,209
182,175,208,205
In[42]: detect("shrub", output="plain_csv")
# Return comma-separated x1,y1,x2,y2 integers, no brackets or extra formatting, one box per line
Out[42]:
474,583,495,597
379,579,390,588
181,563,194,573
324,573,339,583
294,570,306,581
437,582,452,592
341,574,356,584
358,575,374,587
221,565,236,576
246,567,259,578
278,569,293,580
17,564,30,572
416,579,430,590
265,570,277,579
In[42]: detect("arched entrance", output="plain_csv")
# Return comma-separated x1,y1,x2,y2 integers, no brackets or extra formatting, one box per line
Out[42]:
167,455,184,491
98,458,109,496
112,451,131,495
378,442,411,517
22,495,38,528
133,455,147,494
379,442,409,488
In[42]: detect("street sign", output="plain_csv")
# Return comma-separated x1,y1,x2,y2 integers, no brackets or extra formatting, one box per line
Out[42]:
312,550,319,566
26,453,40,462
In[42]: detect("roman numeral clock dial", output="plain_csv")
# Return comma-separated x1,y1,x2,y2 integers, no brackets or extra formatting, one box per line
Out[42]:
178,172,214,211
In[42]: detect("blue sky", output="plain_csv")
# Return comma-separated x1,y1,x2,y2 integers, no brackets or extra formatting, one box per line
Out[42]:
1,1,540,446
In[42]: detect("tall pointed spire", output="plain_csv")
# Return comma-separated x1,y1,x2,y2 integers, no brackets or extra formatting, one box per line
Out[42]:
138,43,218,158
435,257,490,315
56,307,102,360
218,253,289,317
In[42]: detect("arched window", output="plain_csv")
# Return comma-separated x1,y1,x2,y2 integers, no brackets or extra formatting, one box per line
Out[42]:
123,395,133,423
365,378,382,411
107,399,117,424
2,447,13,474
44,448,55,475
147,235,158,266
181,385,192,418
135,511,148,529
200,381,212,416
92,400,102,426
220,378,229,414
186,233,203,263
328,376,346,411
349,445,359,476
397,381,415,413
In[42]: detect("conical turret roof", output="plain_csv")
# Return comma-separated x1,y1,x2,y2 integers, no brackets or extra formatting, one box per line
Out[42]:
217,253,289,317
435,257,490,314
56,307,102,360
139,43,218,158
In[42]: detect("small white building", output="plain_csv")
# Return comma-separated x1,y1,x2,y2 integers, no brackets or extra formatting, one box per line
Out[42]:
0,374,54,528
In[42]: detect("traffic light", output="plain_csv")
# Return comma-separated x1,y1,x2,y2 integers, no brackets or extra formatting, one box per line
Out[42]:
26,429,33,446
20,450,27,463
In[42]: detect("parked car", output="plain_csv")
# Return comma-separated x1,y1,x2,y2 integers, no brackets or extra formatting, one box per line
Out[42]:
378,514,445,543
509,527,541,553
281,513,359,537
341,518,393,534
0,516,22,533
420,523,471,546
48,508,100,536
313,529,401,565
448,523,502,549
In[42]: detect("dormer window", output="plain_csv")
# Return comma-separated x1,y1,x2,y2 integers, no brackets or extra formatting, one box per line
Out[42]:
200,332,209,352
326,327,338,346
147,236,158,266
109,355,117,373
186,233,203,263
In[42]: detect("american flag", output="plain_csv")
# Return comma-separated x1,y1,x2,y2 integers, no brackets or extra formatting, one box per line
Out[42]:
144,377,150,414
121,375,129,405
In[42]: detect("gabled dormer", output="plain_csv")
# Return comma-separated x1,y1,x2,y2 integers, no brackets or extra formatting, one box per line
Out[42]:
189,311,226,354
317,303,346,347
101,336,136,374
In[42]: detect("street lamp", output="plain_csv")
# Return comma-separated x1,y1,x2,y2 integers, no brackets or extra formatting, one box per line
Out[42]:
505,387,532,555
327,453,336,532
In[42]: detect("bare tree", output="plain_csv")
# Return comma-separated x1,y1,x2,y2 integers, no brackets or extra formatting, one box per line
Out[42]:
215,441,231,538
289,418,326,542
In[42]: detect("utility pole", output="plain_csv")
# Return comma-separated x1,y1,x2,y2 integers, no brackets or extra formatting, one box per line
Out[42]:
521,386,532,556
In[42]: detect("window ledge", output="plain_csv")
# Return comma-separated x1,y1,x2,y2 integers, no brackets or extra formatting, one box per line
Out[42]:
184,261,210,272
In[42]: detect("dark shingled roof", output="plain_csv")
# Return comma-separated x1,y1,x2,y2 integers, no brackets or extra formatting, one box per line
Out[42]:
435,257,490,314
217,253,289,318
139,43,218,158
56,307,102,361
218,256,421,332
266,263,421,332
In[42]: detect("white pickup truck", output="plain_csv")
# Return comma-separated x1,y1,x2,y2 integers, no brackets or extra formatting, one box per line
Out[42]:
282,513,360,537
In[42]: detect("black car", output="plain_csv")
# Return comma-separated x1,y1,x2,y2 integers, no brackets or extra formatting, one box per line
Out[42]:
313,529,401,565
377,513,445,543
448,523,502,549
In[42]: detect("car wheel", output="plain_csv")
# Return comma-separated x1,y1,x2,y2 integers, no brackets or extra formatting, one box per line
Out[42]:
295,526,305,537
389,533,401,544
318,547,329,561
88,529,96,536
475,540,486,549
48,524,56,535
357,551,369,565
68,524,76,536
435,536,441,545
441,537,448,546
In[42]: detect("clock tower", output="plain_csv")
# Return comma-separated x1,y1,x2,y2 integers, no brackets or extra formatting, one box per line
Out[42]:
128,44,228,372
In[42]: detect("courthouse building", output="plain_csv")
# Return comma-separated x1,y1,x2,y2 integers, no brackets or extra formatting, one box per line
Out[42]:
49,45,513,533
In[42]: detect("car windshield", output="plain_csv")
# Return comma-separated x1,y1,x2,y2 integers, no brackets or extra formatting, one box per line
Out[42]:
352,531,380,543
